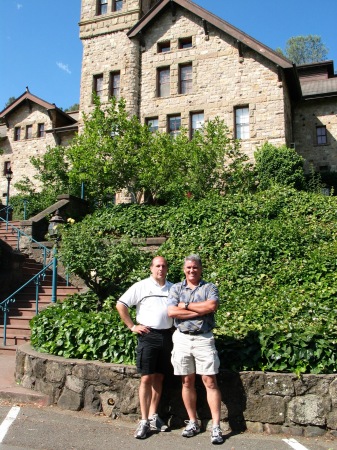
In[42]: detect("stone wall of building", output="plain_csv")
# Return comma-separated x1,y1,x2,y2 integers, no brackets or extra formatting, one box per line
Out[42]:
79,31,140,117
79,2,291,163
16,343,337,438
0,104,58,199
294,97,337,173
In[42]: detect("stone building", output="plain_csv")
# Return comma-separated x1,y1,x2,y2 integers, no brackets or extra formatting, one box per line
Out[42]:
77,0,337,176
1,0,337,200
0,89,78,200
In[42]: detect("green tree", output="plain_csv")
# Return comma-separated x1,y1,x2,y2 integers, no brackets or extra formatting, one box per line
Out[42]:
254,142,305,190
65,103,79,112
60,220,146,310
4,96,16,109
16,96,253,208
276,35,328,64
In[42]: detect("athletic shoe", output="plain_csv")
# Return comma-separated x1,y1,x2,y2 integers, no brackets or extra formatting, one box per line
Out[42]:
182,420,201,437
134,420,150,439
211,426,224,444
149,413,168,431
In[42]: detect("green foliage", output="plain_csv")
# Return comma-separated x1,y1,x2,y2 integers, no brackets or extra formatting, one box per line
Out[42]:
60,221,149,309
31,187,337,373
255,143,305,190
280,35,328,64
10,177,59,220
22,97,254,208
30,292,137,364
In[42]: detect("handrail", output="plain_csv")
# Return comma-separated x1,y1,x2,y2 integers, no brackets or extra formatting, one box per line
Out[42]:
0,260,54,346
0,207,51,267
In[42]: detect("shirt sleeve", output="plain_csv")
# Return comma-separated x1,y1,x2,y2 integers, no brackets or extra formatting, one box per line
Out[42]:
166,283,181,307
117,282,139,307
207,283,219,303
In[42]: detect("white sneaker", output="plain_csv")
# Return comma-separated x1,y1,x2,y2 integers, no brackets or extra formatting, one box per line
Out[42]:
134,420,150,439
211,425,224,444
149,413,168,431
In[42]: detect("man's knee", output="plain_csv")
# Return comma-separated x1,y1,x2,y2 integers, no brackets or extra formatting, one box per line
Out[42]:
202,374,218,390
181,374,195,389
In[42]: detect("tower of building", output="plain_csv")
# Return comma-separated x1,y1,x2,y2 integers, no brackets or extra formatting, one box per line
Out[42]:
79,1,157,116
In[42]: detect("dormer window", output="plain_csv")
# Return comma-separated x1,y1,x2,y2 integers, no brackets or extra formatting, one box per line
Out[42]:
179,37,193,49
158,41,171,53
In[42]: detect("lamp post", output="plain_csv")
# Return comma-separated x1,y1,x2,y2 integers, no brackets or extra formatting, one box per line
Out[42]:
48,210,64,303
5,168,13,227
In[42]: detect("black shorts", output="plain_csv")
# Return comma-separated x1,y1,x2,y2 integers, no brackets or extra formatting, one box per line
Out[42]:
136,328,173,376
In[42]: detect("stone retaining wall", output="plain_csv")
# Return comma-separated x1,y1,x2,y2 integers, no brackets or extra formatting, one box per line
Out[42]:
16,343,337,438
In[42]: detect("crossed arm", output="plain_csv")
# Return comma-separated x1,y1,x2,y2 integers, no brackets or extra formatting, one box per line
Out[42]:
167,299,218,319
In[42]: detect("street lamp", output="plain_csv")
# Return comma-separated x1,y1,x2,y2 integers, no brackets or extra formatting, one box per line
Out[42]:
48,210,64,303
5,168,13,227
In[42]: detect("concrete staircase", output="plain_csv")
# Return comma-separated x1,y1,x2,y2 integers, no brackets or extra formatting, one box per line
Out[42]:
0,221,81,354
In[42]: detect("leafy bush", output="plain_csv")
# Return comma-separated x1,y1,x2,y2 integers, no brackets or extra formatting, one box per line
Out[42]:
255,143,306,190
31,187,337,373
30,292,137,364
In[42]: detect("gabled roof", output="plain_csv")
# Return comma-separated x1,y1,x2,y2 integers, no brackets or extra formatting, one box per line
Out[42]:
0,89,77,127
128,0,294,70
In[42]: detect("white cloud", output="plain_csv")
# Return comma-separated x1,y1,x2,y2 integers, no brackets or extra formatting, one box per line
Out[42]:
56,62,72,75
17,4,23,10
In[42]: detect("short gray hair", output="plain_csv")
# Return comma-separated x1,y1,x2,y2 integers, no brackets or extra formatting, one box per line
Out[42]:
184,254,202,267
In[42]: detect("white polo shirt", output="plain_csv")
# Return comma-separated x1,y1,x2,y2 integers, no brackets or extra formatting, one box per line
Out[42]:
117,276,173,330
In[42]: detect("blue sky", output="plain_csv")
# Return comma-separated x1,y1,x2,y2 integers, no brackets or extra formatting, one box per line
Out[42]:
1,0,336,112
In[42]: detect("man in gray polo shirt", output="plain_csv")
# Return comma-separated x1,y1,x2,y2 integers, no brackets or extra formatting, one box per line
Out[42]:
167,254,223,445
116,256,173,440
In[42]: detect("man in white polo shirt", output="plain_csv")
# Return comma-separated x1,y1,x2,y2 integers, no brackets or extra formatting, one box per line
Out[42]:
116,256,173,440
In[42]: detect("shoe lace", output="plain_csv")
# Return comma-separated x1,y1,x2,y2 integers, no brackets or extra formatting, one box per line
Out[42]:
212,426,222,436
184,420,197,431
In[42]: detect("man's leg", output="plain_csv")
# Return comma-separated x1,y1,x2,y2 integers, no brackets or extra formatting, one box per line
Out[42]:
201,374,222,425
181,373,197,421
139,374,156,420
149,373,164,417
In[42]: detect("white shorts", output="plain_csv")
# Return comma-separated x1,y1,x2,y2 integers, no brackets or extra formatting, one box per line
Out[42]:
171,330,220,376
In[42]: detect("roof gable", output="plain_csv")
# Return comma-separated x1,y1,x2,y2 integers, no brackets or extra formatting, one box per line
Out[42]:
128,0,293,69
0,89,77,126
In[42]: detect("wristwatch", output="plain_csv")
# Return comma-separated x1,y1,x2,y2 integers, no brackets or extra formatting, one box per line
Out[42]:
185,302,190,310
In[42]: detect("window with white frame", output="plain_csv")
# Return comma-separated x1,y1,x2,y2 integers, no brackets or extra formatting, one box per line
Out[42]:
190,112,204,137
146,117,159,133
235,107,249,139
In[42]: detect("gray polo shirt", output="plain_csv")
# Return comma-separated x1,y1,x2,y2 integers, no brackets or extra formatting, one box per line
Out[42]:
167,279,219,333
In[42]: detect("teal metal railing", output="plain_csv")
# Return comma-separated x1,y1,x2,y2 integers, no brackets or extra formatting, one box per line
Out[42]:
0,260,53,346
0,206,60,346
0,206,51,267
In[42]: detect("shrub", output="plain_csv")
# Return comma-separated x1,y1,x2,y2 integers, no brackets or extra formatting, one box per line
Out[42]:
31,187,337,373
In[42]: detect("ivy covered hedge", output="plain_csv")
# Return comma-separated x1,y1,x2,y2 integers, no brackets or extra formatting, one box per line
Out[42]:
31,187,337,374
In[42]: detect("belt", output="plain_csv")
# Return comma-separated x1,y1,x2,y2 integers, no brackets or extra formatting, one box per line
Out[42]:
148,327,173,334
179,330,208,335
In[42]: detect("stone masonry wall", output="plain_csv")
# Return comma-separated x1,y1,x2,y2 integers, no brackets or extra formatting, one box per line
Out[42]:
139,8,289,162
294,96,337,173
16,343,337,438
0,104,58,199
